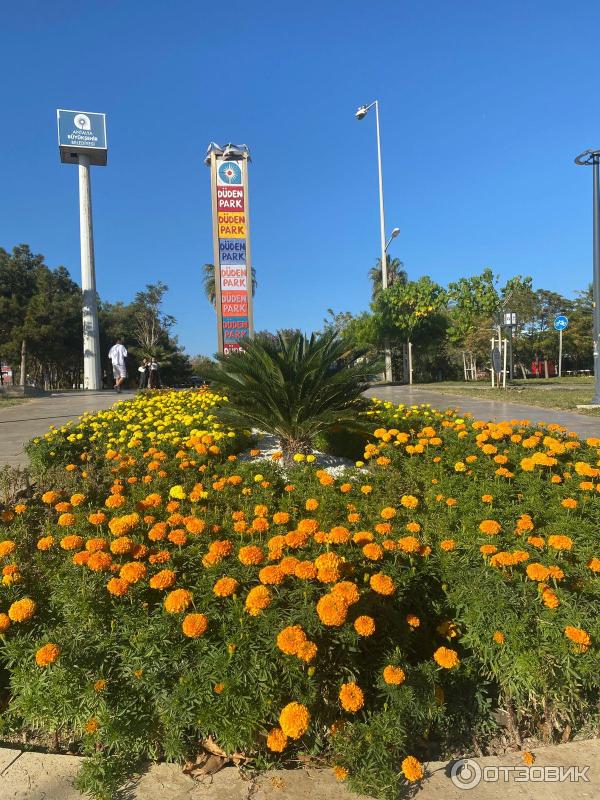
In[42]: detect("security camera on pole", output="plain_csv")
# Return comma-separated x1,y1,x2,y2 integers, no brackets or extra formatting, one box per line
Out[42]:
57,109,107,390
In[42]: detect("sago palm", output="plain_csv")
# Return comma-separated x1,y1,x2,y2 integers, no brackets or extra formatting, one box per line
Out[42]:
207,330,375,462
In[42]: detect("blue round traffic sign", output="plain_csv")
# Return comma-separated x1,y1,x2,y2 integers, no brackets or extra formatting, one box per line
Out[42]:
554,315,569,331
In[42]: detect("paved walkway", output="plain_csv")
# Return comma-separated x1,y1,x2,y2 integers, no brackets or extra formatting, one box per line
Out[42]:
0,739,598,799
0,391,135,468
365,385,600,438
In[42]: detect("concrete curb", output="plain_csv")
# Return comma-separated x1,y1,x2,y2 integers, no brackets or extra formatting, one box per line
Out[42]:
0,739,598,799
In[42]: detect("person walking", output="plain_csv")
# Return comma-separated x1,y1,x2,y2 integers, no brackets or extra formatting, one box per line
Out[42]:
108,337,128,393
138,359,149,389
148,358,162,389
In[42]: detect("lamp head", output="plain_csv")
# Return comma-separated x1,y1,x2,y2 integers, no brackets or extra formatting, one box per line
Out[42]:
355,105,369,120
391,227,400,238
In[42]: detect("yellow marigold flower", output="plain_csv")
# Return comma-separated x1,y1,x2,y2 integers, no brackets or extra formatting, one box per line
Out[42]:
339,682,364,712
493,631,505,645
480,544,498,556
401,755,424,782
0,540,16,558
119,562,146,584
354,615,375,636
244,585,272,615
433,646,459,669
149,569,176,590
164,588,193,613
266,727,288,752
213,576,239,597
400,495,419,509
547,535,573,551
35,642,60,667
316,592,348,626
106,577,129,596
383,665,405,685
169,485,187,500
333,765,348,781
440,539,456,551
84,718,99,734
588,558,600,573
279,701,310,739
369,573,395,595
182,612,208,638
479,519,501,535
8,598,36,622
57,513,76,527
561,498,577,509
380,506,396,520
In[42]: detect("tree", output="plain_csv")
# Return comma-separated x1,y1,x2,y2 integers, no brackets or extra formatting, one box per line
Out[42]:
368,255,407,300
206,330,374,462
202,263,257,308
132,282,175,360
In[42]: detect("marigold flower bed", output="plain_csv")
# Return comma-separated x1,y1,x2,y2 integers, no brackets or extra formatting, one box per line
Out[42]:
0,390,599,800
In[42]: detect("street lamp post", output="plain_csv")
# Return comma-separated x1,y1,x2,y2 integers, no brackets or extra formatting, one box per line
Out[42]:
356,100,393,383
574,149,600,404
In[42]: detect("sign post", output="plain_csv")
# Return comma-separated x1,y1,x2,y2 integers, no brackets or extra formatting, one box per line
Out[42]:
554,315,569,378
57,110,107,390
205,143,254,354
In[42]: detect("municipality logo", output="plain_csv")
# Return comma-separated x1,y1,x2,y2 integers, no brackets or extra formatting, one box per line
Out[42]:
218,161,242,185
74,113,92,130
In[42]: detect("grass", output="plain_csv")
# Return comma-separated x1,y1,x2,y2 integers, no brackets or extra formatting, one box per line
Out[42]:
0,396,26,409
415,377,600,416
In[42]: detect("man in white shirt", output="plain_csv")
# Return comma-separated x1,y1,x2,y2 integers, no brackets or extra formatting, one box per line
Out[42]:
108,338,128,392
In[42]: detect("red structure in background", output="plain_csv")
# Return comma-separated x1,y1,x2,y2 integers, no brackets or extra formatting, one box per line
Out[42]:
531,359,557,377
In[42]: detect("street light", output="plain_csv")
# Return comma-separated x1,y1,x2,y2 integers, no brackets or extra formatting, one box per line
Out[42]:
574,149,600,404
385,227,400,252
356,100,392,382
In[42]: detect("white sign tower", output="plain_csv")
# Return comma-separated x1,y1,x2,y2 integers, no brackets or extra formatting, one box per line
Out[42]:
57,109,107,390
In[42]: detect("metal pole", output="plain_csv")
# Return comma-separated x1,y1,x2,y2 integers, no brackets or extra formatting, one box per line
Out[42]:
408,340,413,384
78,154,101,390
593,159,600,402
509,324,514,380
374,101,392,383
558,328,563,378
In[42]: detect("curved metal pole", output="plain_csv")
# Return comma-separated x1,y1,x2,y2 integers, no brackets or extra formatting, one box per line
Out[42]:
593,159,600,402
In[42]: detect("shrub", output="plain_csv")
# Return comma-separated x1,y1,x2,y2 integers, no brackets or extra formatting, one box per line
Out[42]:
0,390,598,799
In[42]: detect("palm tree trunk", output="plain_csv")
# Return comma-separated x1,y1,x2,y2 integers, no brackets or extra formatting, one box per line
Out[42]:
281,436,312,465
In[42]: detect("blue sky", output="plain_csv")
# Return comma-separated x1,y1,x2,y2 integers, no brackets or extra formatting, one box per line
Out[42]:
1,1,599,356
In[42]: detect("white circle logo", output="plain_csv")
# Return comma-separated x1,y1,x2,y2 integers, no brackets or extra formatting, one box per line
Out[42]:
450,758,482,790
74,114,91,130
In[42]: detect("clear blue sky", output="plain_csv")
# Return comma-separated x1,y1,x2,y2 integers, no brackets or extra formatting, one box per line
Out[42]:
2,1,598,356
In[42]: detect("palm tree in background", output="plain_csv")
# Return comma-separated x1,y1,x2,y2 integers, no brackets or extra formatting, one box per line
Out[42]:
202,263,257,308
369,255,407,300
205,329,374,463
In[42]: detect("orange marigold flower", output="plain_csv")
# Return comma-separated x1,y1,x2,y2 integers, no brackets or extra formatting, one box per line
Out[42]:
106,577,129,596
148,550,170,564
0,541,16,558
331,581,359,605
479,520,501,536
41,491,60,504
93,678,106,692
279,702,310,739
339,682,364,712
213,576,239,597
297,640,317,662
481,494,493,503
305,499,319,511
433,646,459,669
105,494,125,509
35,642,60,667
561,498,577,509
168,529,188,546
37,536,55,551
522,751,535,766
84,718,99,734
547,535,573,551
401,755,424,782
86,537,107,552
110,536,134,555
0,613,10,633
480,544,498,556
277,625,307,655
369,573,395,595
380,507,396,520
149,569,176,590
8,598,36,622
588,558,600,573
362,542,384,560
398,536,421,553
354,615,375,636
294,561,317,580
238,545,264,565
440,539,456,551
526,563,550,582
493,630,505,645
406,613,420,629
333,766,348,781
164,588,193,613
72,550,90,566
60,535,84,551
245,585,272,615
57,511,76,527
87,552,112,572
182,612,208,638
383,665,405,685
119,562,146,584
564,625,591,650
259,565,285,584
527,536,545,549
252,517,269,533
542,587,559,608
273,512,290,524
266,727,288,752
316,592,348,626
184,517,206,535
